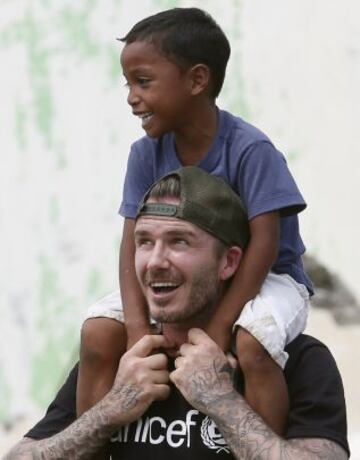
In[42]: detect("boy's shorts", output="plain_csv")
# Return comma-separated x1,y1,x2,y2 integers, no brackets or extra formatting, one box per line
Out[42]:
86,272,309,369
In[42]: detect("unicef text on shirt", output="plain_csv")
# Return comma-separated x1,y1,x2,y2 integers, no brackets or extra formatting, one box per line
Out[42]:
111,410,199,448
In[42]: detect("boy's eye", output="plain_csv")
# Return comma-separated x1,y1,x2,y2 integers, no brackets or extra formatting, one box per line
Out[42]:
122,77,149,88
137,77,150,87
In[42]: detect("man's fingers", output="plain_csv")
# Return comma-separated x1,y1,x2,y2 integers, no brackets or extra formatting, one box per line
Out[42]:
152,383,171,401
187,327,213,345
150,369,170,384
127,334,168,358
145,352,168,369
178,343,192,356
174,356,185,368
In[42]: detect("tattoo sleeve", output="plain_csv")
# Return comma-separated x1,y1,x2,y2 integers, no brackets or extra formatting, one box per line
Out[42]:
3,384,142,460
207,390,348,460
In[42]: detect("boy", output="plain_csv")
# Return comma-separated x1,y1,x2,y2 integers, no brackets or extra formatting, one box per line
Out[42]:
77,7,312,436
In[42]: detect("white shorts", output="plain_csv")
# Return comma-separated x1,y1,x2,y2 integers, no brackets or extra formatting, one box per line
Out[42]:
86,272,309,369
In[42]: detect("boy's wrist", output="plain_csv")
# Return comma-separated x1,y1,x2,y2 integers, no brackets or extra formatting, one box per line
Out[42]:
208,317,233,332
125,321,155,349
125,319,151,331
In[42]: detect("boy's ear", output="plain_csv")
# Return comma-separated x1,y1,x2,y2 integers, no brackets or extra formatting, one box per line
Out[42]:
188,64,211,96
219,246,243,281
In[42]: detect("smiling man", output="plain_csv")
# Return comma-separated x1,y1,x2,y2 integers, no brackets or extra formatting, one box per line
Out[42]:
5,167,349,459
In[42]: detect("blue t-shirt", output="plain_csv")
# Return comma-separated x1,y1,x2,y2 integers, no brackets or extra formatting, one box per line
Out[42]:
119,109,313,293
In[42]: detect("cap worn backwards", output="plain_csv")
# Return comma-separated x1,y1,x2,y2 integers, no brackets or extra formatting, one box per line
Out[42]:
136,166,250,249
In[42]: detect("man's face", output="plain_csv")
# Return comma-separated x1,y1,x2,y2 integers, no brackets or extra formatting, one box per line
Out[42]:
134,203,225,324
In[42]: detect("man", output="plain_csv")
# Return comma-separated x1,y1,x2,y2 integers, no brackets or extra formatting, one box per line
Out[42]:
5,167,349,459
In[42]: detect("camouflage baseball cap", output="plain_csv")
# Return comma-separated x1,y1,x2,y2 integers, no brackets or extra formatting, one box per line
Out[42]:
136,166,250,249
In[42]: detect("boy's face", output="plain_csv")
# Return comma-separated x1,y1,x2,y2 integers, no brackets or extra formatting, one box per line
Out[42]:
121,40,193,138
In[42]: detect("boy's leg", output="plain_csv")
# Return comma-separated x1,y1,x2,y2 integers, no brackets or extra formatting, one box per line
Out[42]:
77,317,127,416
235,272,309,435
236,328,288,435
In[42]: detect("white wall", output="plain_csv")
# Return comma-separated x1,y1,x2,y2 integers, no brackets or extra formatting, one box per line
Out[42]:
1,0,358,453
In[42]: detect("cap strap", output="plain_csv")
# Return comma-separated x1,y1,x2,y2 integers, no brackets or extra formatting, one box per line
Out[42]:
138,203,178,217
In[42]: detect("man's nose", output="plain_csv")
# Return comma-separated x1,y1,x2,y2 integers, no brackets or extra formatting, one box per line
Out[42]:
147,243,170,270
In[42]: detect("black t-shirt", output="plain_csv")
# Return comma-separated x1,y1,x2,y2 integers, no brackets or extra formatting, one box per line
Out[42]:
26,334,350,458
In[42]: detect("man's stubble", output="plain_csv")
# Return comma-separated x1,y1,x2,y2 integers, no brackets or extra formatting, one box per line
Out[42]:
150,263,222,324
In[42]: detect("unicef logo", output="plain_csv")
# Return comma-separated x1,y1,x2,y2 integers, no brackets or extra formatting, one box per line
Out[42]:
200,416,230,454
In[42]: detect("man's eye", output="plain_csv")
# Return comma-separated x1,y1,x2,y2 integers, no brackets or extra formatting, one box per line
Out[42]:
136,239,152,247
173,238,188,246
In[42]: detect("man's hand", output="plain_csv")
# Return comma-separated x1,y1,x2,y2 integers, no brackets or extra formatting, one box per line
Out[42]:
105,334,170,425
3,336,171,460
170,328,236,414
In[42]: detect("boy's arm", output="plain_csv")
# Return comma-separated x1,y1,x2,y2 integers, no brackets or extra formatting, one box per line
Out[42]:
120,218,152,347
206,211,279,350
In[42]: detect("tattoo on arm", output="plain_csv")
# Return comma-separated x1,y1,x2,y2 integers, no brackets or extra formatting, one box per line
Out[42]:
185,357,235,407
4,384,142,460
208,393,348,459
283,438,348,460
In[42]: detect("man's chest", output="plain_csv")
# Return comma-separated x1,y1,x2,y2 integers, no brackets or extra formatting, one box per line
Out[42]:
109,389,234,459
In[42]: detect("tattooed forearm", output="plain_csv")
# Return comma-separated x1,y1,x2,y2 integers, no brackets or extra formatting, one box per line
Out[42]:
208,392,348,460
284,438,348,460
4,384,142,460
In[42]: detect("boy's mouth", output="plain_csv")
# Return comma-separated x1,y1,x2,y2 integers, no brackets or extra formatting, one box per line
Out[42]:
138,112,154,128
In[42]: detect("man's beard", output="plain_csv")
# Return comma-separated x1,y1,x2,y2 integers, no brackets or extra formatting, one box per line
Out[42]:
149,264,221,324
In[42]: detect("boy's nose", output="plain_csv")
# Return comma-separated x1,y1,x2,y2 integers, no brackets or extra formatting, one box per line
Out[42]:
127,87,140,107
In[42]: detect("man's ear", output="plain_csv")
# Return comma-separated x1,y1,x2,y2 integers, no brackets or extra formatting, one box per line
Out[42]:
187,64,211,96
219,246,243,281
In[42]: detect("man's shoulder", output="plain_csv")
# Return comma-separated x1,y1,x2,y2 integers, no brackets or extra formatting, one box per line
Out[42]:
287,332,327,348
285,333,335,375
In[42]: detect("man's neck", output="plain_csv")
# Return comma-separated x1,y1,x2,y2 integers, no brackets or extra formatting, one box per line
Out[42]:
161,323,191,356
161,314,214,357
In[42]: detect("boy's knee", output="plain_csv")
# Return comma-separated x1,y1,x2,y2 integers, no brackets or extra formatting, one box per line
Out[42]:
236,328,273,373
80,318,126,365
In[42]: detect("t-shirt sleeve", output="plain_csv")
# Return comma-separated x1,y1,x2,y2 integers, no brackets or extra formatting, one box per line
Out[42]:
119,140,156,219
25,364,78,440
237,141,306,220
285,346,349,456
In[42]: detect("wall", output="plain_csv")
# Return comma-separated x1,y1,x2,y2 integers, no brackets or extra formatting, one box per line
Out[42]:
1,0,359,453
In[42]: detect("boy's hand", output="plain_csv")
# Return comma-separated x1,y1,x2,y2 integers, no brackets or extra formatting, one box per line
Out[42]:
126,324,157,350
204,323,232,352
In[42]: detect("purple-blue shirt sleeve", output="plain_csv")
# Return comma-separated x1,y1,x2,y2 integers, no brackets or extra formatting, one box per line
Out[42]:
119,141,155,219
237,141,306,220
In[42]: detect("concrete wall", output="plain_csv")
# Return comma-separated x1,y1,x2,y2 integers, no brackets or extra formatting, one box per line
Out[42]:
1,0,359,453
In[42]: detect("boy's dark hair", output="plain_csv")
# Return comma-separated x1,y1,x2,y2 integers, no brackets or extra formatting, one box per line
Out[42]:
120,8,230,98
